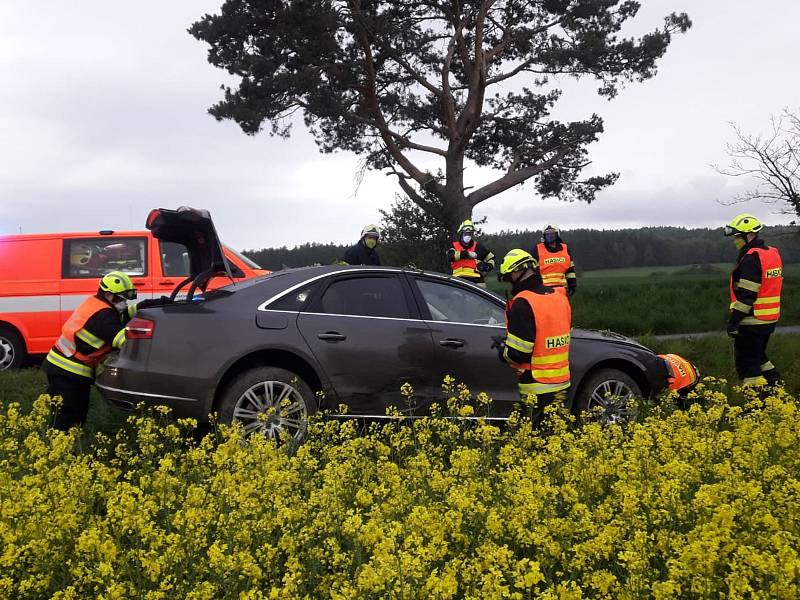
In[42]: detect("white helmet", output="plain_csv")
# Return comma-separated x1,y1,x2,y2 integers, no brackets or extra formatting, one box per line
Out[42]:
361,224,381,239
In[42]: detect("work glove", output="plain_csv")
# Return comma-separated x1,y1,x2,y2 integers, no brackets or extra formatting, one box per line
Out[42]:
491,336,506,363
726,322,739,338
467,251,478,259
477,261,494,273
136,296,174,310
567,281,576,297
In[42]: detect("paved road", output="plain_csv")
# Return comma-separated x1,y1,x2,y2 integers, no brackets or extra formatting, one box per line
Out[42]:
654,325,800,341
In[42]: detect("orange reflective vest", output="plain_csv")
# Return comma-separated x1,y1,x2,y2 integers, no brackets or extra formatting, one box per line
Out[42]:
46,296,118,379
659,354,699,392
505,287,571,395
537,243,571,287
729,246,783,326
451,241,479,279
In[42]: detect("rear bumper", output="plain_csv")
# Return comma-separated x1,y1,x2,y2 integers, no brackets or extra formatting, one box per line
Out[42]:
96,358,214,420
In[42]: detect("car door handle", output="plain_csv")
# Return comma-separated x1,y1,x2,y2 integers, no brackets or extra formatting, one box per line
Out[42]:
159,281,175,286
439,338,465,348
318,332,347,342
132,281,146,287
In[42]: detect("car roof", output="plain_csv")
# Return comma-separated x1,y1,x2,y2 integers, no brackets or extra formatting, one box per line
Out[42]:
235,264,484,286
226,264,503,304
0,230,148,242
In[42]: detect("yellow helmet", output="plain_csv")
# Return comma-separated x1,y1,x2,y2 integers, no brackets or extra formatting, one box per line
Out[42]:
498,249,538,281
70,243,93,267
724,213,762,236
99,271,137,300
458,219,475,233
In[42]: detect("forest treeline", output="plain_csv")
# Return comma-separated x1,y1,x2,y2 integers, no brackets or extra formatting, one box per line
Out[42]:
243,226,800,273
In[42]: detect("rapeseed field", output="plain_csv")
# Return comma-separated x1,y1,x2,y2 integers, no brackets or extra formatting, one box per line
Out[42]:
1,379,798,599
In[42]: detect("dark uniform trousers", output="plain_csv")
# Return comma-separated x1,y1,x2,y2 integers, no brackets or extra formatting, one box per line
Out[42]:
44,366,93,431
520,382,569,428
733,326,781,385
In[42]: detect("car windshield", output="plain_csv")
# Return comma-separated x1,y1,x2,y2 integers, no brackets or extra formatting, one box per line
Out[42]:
224,245,263,270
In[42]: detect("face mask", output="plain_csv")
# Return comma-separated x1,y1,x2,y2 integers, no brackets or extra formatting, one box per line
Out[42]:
734,237,746,250
461,234,473,245
364,238,378,249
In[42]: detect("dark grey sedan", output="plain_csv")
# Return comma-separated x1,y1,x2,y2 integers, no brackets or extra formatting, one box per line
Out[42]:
96,207,670,439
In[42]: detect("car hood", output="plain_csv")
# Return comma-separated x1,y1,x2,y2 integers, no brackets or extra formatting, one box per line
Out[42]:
146,206,232,279
572,328,652,352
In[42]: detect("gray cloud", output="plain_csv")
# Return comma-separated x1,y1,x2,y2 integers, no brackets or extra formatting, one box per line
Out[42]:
1,1,799,250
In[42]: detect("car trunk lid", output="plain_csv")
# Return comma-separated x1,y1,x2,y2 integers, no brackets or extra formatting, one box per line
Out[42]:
146,206,232,278
146,206,234,298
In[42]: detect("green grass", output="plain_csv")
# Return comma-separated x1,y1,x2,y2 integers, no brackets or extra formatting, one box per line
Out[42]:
487,263,800,336
641,332,800,395
0,368,128,437
580,263,732,279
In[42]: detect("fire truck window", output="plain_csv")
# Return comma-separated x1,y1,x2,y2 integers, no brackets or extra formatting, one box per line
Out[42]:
64,238,147,279
160,241,191,277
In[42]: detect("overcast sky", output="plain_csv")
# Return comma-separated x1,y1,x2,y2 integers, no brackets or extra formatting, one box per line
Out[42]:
1,1,799,250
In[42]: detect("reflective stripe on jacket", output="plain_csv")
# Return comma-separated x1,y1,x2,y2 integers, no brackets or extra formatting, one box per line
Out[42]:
729,246,783,326
659,354,699,392
451,241,479,279
505,287,571,395
537,243,571,287
47,296,116,379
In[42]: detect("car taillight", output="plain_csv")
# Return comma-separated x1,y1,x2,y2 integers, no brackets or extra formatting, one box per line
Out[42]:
126,317,155,340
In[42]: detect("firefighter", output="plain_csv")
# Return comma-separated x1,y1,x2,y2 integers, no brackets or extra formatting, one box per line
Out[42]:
496,249,571,425
42,271,156,430
447,219,495,287
659,353,700,409
340,224,381,266
533,224,577,295
724,213,783,388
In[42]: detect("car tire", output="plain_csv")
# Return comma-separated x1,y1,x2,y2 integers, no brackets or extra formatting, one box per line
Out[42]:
0,325,26,371
217,367,317,442
574,368,642,424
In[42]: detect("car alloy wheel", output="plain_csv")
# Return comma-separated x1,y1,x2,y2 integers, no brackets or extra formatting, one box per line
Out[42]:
232,380,309,441
0,336,14,370
586,379,636,424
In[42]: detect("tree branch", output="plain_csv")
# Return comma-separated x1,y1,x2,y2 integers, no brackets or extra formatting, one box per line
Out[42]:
441,11,471,138
383,51,443,98
466,147,571,207
348,0,444,193
387,166,439,215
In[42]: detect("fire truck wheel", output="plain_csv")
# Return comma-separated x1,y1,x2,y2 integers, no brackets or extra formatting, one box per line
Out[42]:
0,325,26,371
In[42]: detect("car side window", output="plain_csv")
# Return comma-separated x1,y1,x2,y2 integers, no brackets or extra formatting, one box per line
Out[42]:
160,241,190,277
268,284,315,312
63,237,147,278
312,276,410,319
416,279,504,325
160,240,246,279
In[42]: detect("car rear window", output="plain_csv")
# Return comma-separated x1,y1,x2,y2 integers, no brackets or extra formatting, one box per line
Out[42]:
312,276,409,319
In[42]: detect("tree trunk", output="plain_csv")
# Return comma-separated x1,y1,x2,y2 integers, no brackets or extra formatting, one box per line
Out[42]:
443,154,471,239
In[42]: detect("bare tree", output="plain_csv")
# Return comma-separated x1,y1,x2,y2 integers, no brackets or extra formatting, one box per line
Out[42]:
716,109,800,223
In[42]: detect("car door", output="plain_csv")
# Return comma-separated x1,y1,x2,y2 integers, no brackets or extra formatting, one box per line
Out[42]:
296,272,438,415
407,275,520,412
